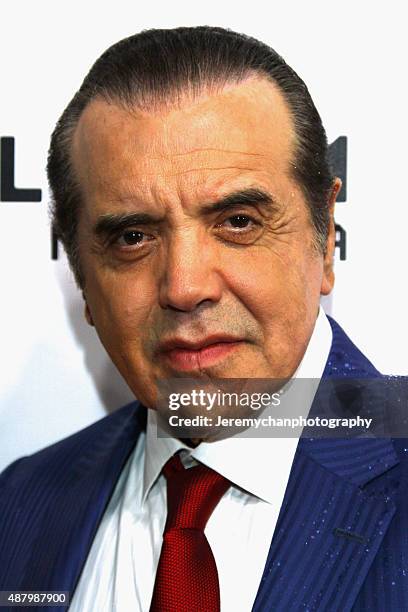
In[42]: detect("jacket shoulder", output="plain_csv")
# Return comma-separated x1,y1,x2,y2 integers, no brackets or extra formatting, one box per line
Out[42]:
325,315,380,377
0,400,144,490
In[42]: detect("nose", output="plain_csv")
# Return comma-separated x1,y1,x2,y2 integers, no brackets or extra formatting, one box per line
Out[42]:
158,230,223,312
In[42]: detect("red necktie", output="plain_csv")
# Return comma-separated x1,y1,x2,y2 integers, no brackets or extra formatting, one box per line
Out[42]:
149,454,231,612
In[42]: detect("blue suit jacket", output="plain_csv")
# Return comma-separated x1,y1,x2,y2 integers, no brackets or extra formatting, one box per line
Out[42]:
0,317,407,611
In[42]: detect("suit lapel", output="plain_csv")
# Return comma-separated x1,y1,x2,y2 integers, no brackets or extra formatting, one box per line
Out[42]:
20,402,146,605
252,438,399,612
253,317,400,611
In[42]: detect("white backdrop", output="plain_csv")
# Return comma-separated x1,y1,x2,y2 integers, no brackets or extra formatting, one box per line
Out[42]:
1,0,407,472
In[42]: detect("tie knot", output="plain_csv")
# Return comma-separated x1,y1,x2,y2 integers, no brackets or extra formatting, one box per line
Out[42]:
162,454,230,531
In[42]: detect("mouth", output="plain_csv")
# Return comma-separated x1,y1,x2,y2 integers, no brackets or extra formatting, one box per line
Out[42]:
158,335,245,372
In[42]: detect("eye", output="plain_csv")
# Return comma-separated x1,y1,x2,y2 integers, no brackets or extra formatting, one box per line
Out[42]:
222,215,257,230
115,230,152,247
213,212,263,245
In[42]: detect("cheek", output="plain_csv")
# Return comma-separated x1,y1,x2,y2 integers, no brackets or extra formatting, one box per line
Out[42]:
221,247,323,323
85,273,156,354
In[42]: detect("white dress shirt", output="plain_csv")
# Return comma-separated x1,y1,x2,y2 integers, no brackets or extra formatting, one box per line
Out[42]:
69,307,332,612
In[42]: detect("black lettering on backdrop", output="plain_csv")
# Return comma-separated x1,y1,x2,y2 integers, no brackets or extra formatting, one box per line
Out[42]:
328,136,347,202
335,224,346,260
329,136,347,260
51,226,59,260
0,137,42,202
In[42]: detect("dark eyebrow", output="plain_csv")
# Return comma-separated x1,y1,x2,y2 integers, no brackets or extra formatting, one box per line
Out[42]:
93,212,163,238
200,188,280,214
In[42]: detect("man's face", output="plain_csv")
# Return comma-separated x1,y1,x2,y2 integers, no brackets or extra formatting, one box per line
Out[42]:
73,77,337,410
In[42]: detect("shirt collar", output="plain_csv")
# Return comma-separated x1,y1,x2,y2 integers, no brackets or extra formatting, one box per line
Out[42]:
143,306,332,504
143,409,189,503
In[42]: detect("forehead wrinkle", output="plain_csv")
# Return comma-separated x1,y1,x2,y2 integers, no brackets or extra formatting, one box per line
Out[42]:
165,148,266,158
146,165,258,179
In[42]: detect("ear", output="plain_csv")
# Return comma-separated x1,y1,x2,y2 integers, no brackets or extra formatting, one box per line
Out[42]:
82,292,95,327
321,177,342,296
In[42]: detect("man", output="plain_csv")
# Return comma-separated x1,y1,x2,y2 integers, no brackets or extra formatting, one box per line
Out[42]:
0,26,406,612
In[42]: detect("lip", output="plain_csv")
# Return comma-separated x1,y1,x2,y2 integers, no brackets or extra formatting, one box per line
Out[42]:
159,335,244,371
159,334,242,352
